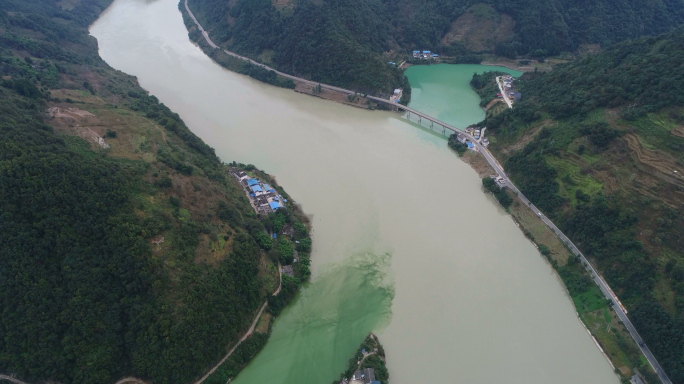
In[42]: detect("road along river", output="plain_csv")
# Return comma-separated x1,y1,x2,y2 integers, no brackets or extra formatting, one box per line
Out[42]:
90,1,620,383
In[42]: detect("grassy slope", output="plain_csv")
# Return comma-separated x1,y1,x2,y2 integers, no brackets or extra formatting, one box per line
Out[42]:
0,1,308,383
481,27,684,383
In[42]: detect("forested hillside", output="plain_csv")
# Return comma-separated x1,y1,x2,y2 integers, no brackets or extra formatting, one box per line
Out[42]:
0,1,308,383
186,0,684,93
481,27,684,383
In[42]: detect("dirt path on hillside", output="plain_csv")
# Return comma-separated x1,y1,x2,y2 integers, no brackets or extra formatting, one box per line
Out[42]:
106,263,283,384
193,265,282,384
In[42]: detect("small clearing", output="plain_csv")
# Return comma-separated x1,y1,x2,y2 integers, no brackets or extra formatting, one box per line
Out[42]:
442,4,515,52
254,312,271,334
507,193,572,265
498,119,552,156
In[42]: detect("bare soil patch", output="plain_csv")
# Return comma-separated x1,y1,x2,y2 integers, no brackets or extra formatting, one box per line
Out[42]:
484,98,503,110
671,124,684,138
271,0,292,10
457,150,494,177
254,312,271,334
442,8,515,52
498,119,551,156
295,82,375,110
624,133,684,191
508,194,572,265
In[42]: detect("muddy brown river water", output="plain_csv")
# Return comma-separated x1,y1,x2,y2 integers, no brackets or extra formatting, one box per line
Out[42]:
91,2,619,382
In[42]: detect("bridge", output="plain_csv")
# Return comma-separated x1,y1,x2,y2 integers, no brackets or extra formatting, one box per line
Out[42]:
182,2,673,383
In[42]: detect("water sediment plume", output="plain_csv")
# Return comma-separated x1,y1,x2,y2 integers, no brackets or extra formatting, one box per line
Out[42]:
231,251,394,383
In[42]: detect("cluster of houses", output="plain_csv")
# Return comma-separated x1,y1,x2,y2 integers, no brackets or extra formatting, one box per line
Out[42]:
456,126,489,151
231,168,301,278
340,368,379,384
390,88,403,103
412,50,439,59
499,75,521,103
230,168,287,216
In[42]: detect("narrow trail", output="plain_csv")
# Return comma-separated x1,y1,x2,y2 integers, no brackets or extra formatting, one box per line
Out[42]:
193,264,282,384
105,263,283,384
0,375,30,384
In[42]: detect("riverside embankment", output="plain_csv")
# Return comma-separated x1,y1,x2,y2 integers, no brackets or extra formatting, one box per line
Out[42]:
90,1,621,383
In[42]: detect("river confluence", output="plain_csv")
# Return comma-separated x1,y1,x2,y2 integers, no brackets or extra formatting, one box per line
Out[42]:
91,2,619,383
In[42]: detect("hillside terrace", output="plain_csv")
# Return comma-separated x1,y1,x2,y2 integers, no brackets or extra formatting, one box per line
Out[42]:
230,168,287,215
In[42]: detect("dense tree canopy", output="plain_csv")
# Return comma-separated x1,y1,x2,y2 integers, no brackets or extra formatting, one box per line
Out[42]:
188,0,684,92
0,1,288,383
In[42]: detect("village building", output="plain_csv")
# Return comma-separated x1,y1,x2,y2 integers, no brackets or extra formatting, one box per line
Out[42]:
412,50,437,60
282,265,294,278
350,368,379,384
491,175,508,188
500,75,522,104
230,168,287,215
390,88,403,103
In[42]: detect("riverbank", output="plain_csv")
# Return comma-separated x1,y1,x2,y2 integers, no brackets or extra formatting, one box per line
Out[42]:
178,1,386,112
452,142,642,381
445,74,651,382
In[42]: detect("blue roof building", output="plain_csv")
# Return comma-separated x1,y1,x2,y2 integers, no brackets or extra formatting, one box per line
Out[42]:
433,54,439,57
269,201,281,210
467,142,474,148
251,185,262,193
413,50,420,53
263,183,274,192
247,178,259,186
423,50,431,54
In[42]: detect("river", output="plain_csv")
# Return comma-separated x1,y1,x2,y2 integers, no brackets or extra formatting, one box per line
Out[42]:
90,1,619,383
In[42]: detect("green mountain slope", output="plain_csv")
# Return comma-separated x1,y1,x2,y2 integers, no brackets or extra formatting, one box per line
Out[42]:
187,0,684,93
482,27,684,383
0,1,309,383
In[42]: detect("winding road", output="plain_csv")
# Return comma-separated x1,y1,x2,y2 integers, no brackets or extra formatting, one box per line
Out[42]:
184,1,672,383
186,4,677,382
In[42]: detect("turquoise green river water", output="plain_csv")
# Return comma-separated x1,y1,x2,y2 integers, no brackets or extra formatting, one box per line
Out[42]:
405,64,522,128
91,1,619,383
